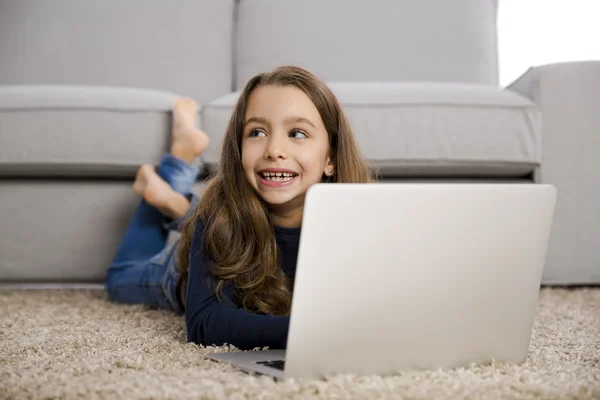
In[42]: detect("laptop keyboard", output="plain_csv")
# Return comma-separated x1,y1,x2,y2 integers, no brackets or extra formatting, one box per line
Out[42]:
256,359,285,370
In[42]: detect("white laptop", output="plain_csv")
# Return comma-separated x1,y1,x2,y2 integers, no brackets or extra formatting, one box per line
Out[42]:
206,183,557,380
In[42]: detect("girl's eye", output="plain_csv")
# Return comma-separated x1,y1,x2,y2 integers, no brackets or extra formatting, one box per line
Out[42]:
249,128,266,137
290,130,307,139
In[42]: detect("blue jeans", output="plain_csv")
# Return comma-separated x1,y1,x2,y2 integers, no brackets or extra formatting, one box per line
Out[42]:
105,154,199,315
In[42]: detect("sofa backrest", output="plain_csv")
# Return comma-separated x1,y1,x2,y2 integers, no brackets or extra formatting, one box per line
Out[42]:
1,0,500,101
235,0,499,89
0,0,234,106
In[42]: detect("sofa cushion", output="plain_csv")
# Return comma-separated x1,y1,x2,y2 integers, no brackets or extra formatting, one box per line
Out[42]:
236,0,499,88
0,85,200,177
0,181,206,282
201,82,541,178
0,0,235,107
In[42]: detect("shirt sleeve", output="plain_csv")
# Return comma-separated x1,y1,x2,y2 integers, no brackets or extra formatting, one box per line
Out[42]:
185,218,290,350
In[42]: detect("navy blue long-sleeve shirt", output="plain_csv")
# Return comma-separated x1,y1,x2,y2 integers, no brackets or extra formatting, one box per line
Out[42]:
185,218,301,350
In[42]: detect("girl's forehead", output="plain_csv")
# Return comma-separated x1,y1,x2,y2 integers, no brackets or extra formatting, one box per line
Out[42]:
245,85,322,123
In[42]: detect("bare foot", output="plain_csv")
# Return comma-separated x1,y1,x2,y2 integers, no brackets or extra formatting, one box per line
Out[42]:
133,164,190,220
170,98,210,163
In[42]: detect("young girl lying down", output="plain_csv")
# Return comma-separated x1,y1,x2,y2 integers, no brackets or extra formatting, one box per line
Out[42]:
105,66,374,350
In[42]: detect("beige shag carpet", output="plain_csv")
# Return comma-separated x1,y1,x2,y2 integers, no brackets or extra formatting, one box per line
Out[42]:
1,288,599,400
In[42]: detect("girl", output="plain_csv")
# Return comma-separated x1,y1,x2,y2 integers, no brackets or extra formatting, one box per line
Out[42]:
105,66,374,351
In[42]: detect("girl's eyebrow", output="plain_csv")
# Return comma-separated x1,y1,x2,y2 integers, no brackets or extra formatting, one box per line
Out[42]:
244,117,269,127
244,116,316,129
284,116,316,129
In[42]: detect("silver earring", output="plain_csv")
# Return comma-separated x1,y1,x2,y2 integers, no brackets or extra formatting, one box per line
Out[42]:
329,169,333,173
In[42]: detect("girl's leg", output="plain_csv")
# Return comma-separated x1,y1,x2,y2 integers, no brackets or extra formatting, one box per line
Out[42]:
106,172,201,313
105,98,209,311
110,156,198,266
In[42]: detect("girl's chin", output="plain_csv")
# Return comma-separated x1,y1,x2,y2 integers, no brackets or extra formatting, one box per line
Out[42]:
262,194,298,207
260,192,306,209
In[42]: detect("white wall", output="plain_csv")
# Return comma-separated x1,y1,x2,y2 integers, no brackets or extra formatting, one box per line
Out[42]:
498,0,600,86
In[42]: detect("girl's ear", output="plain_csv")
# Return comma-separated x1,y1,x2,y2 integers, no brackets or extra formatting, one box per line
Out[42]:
323,157,335,177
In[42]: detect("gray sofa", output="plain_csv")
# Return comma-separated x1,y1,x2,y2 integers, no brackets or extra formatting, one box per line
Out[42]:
0,0,598,286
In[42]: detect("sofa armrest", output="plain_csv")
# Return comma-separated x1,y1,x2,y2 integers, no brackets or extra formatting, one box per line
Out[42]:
506,61,600,284
507,61,600,109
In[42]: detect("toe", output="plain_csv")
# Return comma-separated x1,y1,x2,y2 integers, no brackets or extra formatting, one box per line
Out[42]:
183,97,196,106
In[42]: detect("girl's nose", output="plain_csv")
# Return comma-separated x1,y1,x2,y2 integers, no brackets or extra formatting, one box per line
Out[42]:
264,134,288,160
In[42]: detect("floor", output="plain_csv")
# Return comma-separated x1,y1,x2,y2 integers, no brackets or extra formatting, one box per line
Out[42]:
1,287,598,399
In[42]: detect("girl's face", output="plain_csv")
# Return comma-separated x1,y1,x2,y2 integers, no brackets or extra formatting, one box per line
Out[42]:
241,85,334,225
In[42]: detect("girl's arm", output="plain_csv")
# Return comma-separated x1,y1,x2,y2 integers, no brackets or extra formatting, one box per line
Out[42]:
185,219,290,350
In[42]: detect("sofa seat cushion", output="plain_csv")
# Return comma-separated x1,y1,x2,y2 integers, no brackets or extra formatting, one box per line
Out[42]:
201,82,541,178
0,85,198,178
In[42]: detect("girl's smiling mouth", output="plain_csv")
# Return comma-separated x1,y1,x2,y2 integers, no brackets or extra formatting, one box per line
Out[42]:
257,168,299,187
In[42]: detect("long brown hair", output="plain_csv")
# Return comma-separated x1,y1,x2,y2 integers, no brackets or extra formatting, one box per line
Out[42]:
178,66,375,316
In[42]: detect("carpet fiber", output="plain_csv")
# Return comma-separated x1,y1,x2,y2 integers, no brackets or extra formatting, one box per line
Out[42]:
1,288,599,400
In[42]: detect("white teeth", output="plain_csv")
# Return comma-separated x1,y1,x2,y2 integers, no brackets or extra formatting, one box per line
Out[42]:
262,172,294,177
260,171,297,181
